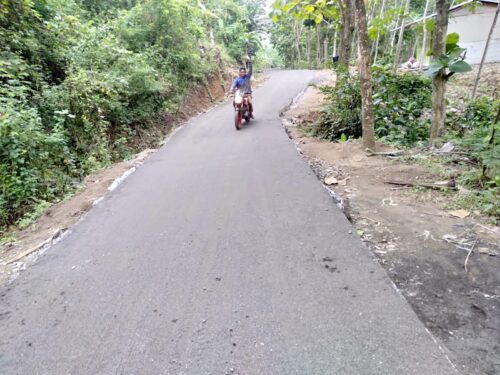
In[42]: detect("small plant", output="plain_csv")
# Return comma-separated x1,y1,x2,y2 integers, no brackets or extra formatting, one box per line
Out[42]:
452,97,500,220
0,235,17,246
426,33,472,79
457,98,500,184
314,72,362,141
16,201,51,230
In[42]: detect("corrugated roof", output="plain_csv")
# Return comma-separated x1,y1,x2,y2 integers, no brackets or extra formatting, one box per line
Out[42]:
391,0,499,31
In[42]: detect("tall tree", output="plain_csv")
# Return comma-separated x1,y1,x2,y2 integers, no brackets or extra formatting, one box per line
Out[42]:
418,0,431,71
333,29,338,57
353,0,376,149
388,0,405,55
393,0,410,71
294,18,302,65
339,0,355,65
429,0,450,143
323,32,329,66
316,24,321,68
372,0,386,64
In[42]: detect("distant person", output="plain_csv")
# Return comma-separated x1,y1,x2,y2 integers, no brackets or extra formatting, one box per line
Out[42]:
402,56,418,69
332,55,339,64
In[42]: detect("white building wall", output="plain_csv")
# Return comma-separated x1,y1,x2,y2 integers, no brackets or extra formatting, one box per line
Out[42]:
448,5,500,64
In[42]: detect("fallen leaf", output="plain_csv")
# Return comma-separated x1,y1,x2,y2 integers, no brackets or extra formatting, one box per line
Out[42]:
324,176,338,185
448,209,470,219
356,229,365,236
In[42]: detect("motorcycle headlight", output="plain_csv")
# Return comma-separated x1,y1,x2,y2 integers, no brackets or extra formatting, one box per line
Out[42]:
235,96,243,104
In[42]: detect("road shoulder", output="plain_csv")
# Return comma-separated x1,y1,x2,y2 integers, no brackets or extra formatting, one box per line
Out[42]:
282,77,500,375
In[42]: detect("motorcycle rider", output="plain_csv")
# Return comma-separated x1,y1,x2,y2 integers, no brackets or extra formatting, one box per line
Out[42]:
230,56,254,118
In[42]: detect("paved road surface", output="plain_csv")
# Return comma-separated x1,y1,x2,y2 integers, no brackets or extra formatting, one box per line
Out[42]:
0,71,456,374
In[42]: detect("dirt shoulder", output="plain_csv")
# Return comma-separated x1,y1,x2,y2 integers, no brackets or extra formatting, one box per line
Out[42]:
283,78,500,375
0,70,269,286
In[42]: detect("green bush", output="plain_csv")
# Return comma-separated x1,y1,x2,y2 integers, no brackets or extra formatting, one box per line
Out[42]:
314,72,362,140
0,84,76,227
372,67,431,146
315,68,432,145
456,97,499,189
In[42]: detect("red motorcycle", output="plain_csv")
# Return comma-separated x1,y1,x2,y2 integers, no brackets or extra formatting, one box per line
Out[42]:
233,89,251,130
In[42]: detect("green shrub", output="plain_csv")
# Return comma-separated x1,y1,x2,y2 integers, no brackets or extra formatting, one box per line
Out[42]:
315,68,432,146
314,71,362,140
372,67,431,146
0,84,76,227
40,27,167,170
456,97,499,187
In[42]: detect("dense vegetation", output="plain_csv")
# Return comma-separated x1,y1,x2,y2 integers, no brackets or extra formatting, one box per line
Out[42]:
1,0,498,231
270,0,498,219
312,68,498,217
0,0,265,232
269,0,437,69
315,68,432,146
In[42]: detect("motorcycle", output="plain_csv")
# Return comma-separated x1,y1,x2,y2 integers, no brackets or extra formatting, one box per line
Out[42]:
233,89,251,130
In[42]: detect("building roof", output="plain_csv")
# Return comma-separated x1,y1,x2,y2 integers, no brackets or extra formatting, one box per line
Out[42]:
392,0,499,31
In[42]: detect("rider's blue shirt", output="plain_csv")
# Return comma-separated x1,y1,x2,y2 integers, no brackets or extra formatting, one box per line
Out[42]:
230,63,253,94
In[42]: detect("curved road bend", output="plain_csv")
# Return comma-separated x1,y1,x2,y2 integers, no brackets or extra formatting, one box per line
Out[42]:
0,70,456,374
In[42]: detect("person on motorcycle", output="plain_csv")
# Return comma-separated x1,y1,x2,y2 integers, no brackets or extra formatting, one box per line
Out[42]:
230,58,254,118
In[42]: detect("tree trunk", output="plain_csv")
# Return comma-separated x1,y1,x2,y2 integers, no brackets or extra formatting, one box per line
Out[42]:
389,0,405,55
419,0,431,71
323,36,328,66
472,1,500,98
373,0,386,64
412,36,419,58
351,29,358,61
339,0,355,65
306,28,312,68
333,29,338,57
373,33,380,62
316,25,321,68
429,0,450,144
353,0,376,150
294,19,302,64
393,0,410,71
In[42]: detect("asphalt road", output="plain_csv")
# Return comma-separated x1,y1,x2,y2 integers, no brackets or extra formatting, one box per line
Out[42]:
0,70,457,374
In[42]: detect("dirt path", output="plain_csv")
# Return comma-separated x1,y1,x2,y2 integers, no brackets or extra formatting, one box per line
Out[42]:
283,79,500,375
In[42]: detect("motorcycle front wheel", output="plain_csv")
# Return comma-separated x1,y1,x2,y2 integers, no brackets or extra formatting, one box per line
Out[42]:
234,110,242,130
